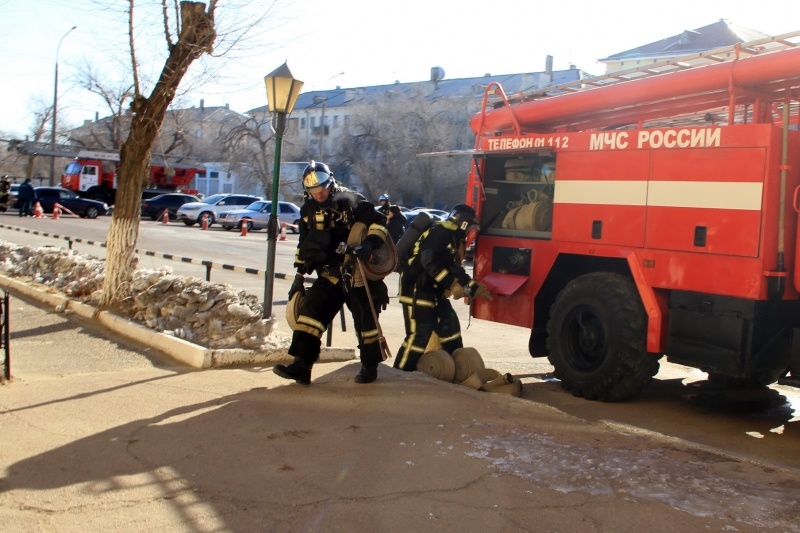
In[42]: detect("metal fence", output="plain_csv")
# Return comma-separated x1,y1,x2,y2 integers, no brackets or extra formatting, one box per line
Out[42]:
1,291,9,381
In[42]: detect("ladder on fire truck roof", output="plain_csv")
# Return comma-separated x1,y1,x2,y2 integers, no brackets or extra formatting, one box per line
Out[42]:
520,30,800,99
419,29,800,158
6,140,203,168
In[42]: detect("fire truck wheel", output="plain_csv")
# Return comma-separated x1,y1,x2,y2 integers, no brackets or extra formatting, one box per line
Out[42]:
546,272,660,402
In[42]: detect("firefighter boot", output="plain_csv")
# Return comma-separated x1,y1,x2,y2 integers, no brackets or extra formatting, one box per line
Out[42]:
354,344,381,384
354,364,378,384
273,358,312,385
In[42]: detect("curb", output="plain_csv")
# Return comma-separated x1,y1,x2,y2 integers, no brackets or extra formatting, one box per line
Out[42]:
0,274,356,369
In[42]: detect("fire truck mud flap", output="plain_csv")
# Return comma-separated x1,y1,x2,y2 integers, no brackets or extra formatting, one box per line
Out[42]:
546,272,661,402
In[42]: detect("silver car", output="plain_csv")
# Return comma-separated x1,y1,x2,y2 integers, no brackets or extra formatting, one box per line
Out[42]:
176,193,262,226
218,201,301,232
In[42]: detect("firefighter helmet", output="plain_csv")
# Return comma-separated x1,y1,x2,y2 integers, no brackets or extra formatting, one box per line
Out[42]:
302,161,334,192
447,204,478,232
379,194,389,203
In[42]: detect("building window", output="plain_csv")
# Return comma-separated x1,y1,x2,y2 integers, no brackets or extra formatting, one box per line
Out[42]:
301,118,306,129
333,115,339,128
210,171,219,179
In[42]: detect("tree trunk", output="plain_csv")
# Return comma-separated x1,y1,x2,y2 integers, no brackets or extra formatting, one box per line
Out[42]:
99,2,215,307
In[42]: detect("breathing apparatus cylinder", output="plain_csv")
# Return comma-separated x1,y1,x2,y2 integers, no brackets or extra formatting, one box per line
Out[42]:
394,211,432,272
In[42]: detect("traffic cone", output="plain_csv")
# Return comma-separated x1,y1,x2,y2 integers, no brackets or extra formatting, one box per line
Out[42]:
279,222,287,241
201,213,209,230
52,203,61,220
240,219,249,237
33,201,44,218
162,209,169,224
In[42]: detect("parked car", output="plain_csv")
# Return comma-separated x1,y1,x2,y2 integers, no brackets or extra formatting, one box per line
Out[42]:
410,207,449,219
405,209,445,227
141,193,200,220
218,200,301,232
176,193,261,226
9,183,19,209
34,187,109,219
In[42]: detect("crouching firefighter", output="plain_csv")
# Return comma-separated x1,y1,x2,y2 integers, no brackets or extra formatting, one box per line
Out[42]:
274,161,391,385
394,204,494,372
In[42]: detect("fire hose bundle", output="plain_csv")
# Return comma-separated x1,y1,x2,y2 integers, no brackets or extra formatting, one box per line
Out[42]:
417,347,522,396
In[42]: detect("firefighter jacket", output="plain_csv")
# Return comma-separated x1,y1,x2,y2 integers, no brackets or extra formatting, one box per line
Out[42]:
404,219,475,294
294,187,388,280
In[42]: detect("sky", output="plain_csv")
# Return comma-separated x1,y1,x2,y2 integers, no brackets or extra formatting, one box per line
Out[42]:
1,0,799,138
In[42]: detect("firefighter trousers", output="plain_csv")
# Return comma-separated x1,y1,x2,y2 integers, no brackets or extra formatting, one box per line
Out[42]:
394,273,463,372
289,275,383,369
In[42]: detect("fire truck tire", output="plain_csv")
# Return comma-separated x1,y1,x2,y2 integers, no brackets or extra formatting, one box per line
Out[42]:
546,272,660,402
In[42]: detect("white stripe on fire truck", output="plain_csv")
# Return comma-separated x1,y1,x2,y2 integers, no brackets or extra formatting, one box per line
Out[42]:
554,181,763,210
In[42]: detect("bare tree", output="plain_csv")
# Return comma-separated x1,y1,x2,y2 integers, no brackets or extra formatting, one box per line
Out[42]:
222,113,305,201
69,62,136,150
100,1,217,308
0,98,56,181
222,113,274,195
337,86,475,208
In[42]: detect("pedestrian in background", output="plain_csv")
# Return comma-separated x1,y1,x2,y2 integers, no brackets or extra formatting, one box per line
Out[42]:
386,204,407,243
394,204,493,372
274,161,391,385
17,178,35,217
377,193,391,216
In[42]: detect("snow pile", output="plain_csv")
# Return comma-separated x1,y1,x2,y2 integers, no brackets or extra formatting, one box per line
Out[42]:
0,241,290,350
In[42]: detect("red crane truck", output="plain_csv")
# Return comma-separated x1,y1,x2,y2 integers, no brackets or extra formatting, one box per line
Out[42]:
61,150,202,205
465,32,800,401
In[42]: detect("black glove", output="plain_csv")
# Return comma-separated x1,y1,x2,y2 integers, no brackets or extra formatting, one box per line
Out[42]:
470,282,494,301
369,280,389,311
355,240,374,262
288,273,306,299
356,235,384,262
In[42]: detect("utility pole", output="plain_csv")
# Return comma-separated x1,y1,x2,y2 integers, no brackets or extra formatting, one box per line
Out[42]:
50,26,77,186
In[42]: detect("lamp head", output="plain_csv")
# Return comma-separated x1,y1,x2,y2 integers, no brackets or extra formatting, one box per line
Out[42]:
264,62,304,114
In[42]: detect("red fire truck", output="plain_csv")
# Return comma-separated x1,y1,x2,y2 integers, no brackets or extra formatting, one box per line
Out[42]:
466,32,800,400
61,150,202,205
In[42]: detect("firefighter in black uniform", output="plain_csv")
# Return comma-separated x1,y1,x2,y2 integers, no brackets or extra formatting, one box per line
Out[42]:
274,161,390,385
377,193,390,216
394,204,493,371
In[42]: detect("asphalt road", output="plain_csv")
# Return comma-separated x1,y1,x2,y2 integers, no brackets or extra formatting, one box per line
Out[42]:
1,211,799,471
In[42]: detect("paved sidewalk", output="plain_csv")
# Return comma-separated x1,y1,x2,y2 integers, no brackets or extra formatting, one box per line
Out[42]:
1,290,799,532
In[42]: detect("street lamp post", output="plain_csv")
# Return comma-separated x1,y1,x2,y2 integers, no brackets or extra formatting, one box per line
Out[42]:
263,63,303,319
50,26,77,186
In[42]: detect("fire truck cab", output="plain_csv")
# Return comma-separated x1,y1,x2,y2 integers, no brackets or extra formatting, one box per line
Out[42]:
467,33,800,401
